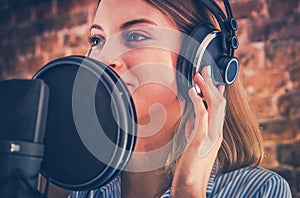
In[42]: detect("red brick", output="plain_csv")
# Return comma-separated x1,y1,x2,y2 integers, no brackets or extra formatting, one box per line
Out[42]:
260,118,299,141
57,0,95,14
18,38,35,56
13,22,44,40
24,55,45,75
78,0,97,5
250,13,300,42
278,90,300,119
266,0,299,20
57,0,76,14
277,141,300,167
266,41,300,70
40,33,59,53
46,11,89,31
231,1,263,19
249,95,276,119
2,58,27,78
244,69,288,93
34,2,54,21
236,43,265,70
64,34,83,48
290,66,300,83
261,145,278,168
9,11,89,42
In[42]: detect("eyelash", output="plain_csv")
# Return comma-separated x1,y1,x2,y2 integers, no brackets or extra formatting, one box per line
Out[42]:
124,30,150,43
88,30,150,48
88,35,105,48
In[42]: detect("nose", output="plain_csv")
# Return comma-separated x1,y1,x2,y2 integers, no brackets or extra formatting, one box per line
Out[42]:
88,34,129,76
89,48,127,77
107,59,123,69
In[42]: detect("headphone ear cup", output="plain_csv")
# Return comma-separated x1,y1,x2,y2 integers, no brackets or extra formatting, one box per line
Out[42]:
176,24,215,100
176,24,239,100
217,56,239,85
204,35,240,85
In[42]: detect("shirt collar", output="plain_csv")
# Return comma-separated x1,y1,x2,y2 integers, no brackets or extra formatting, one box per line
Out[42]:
88,160,218,197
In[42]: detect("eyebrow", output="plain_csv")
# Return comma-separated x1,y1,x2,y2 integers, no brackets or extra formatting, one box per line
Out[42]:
90,18,157,32
90,24,103,31
120,19,157,29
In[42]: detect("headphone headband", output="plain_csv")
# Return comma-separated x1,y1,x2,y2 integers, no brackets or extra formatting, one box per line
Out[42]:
200,0,238,56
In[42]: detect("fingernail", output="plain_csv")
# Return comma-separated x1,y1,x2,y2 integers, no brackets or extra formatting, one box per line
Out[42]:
192,87,198,95
207,65,212,77
192,84,202,96
189,87,197,99
193,84,201,95
221,86,225,94
197,72,204,81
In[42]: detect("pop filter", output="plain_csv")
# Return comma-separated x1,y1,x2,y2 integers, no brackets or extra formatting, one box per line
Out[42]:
33,55,137,191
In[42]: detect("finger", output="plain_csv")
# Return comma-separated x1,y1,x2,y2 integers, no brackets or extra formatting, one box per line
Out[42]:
188,87,222,158
201,66,220,94
196,66,226,107
185,118,195,144
193,72,211,104
195,67,226,140
198,131,223,158
188,88,208,143
217,85,225,95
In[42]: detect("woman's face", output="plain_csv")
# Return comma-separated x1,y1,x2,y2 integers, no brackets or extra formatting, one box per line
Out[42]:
90,0,184,151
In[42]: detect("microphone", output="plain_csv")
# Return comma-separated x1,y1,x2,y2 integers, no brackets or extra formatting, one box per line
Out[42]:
0,55,137,197
33,55,137,191
0,79,49,198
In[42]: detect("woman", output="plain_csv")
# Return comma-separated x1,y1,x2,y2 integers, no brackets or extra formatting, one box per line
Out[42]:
68,0,292,197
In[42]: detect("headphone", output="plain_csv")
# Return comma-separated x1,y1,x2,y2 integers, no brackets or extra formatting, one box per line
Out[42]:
176,0,239,100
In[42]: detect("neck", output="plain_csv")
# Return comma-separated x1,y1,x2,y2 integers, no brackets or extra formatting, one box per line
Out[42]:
121,168,171,198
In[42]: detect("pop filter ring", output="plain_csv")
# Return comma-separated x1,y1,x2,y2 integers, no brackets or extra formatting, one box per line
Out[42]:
33,55,137,191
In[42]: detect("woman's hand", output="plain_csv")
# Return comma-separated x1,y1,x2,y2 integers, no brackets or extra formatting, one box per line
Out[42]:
171,66,226,197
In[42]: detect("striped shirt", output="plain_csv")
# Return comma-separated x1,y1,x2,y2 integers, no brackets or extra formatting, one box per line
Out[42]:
69,164,292,198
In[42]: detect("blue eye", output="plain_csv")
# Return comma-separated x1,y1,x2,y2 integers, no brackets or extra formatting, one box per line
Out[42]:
126,31,150,42
88,35,105,48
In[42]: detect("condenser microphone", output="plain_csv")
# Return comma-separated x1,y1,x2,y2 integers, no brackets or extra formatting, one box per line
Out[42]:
33,55,137,191
0,55,137,197
0,79,49,198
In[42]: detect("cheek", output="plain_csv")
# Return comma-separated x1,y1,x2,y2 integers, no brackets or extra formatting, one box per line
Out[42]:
123,49,180,117
131,83,178,123
126,49,178,86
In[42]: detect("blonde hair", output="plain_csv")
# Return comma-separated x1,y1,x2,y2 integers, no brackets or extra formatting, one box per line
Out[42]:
144,0,264,173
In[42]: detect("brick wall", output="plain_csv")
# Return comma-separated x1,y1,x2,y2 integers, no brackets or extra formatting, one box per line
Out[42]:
231,0,300,197
0,0,95,79
0,0,300,197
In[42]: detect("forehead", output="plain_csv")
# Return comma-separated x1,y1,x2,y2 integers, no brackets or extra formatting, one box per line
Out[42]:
94,0,177,32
